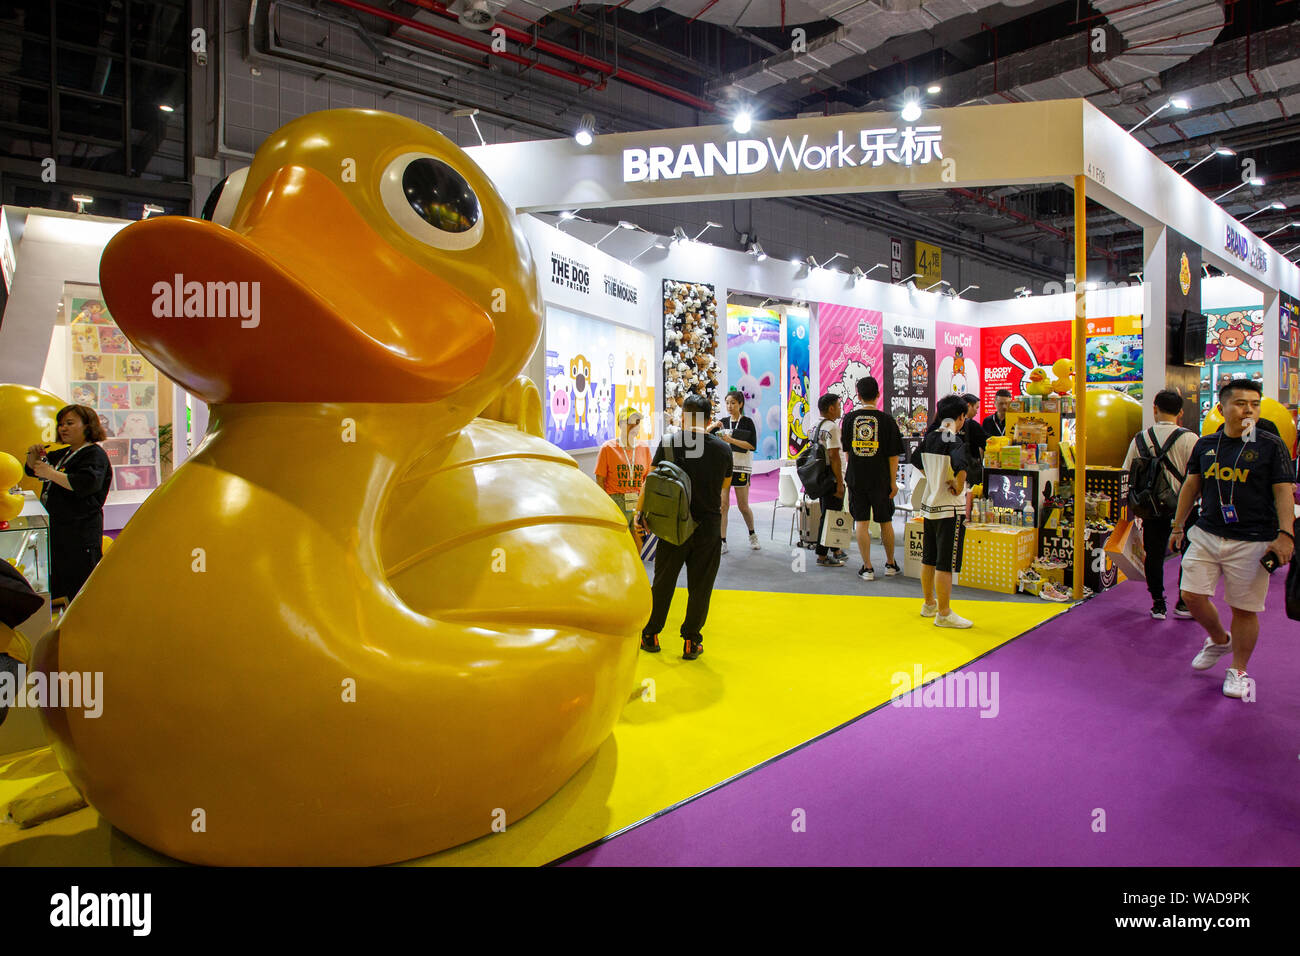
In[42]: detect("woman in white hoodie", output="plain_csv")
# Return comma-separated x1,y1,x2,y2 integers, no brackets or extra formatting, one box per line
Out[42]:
910,394,982,628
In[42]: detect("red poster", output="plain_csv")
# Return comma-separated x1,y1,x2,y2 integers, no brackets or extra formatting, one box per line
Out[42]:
979,321,1074,418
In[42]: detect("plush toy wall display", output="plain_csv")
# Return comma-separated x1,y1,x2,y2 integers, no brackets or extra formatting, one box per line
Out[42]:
662,279,719,430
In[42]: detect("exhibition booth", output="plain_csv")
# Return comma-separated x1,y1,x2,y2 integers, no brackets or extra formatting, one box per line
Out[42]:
3,100,1299,608
0,100,1298,868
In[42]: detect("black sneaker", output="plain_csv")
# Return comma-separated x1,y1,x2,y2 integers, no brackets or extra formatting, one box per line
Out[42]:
682,639,703,660
1150,601,1167,621
884,562,901,577
831,548,848,561
1173,601,1193,619
858,565,875,581
640,634,661,653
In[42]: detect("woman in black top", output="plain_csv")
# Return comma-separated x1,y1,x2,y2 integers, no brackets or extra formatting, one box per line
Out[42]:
24,404,114,604
708,389,760,552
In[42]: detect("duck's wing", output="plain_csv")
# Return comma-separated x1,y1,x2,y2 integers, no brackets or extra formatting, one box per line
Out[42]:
479,375,544,438
380,419,648,637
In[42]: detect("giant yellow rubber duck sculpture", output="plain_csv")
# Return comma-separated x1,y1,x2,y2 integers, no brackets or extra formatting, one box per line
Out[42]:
34,110,652,865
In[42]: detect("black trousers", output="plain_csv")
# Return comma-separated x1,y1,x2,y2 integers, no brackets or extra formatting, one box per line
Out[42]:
49,514,104,604
814,493,844,557
1141,506,1196,603
643,515,722,643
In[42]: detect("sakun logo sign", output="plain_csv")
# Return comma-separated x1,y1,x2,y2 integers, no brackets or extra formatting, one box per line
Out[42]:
622,125,944,183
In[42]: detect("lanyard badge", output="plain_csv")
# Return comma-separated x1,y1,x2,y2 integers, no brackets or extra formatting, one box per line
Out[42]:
1220,503,1239,524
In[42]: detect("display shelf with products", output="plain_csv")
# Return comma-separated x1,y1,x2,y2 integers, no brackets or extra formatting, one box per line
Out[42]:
0,513,50,597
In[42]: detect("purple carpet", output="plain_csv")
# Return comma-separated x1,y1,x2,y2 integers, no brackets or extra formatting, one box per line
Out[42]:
564,569,1300,866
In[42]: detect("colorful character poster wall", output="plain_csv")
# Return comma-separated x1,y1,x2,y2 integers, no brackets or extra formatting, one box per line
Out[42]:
1281,294,1299,407
1084,314,1143,400
66,287,162,497
543,306,654,452
935,321,979,399
979,321,1074,418
725,305,782,461
817,303,884,416
882,316,935,437
1201,306,1265,414
785,307,811,458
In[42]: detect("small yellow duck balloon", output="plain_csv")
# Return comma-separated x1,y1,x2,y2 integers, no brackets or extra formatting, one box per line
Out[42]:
35,110,651,865
1049,358,1074,396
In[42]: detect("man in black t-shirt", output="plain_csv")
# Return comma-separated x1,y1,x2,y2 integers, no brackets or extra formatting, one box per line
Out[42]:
635,393,733,661
1170,379,1296,699
982,389,1012,438
840,376,904,580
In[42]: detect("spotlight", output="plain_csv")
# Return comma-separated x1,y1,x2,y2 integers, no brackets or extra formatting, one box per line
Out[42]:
575,114,596,147
1180,146,1237,177
141,203,164,219
747,241,767,262
823,252,848,270
559,209,578,220
1240,201,1286,223
629,239,667,264
672,226,689,242
900,272,922,289
71,194,93,213
692,221,722,241
901,101,922,123
1169,96,1190,110
733,109,753,134
1015,286,1032,298
954,284,980,298
158,104,175,113
1128,96,1189,134
1262,222,1300,241
1215,146,1237,156
452,107,486,146
926,84,941,95
1214,178,1264,202
922,279,950,293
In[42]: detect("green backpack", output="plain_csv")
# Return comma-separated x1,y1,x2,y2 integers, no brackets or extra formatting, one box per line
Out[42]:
641,442,698,546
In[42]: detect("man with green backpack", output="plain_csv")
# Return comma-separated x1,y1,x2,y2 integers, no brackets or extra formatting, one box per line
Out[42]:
635,393,733,660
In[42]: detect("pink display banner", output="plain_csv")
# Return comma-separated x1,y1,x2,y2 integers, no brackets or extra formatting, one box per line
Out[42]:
817,303,884,415
935,321,980,402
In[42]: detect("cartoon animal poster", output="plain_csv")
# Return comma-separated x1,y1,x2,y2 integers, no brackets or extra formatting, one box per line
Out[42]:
68,289,166,500
1205,307,1263,364
543,305,653,452
726,305,782,460
935,321,979,399
817,303,884,417
785,307,811,458
1085,333,1144,383
979,321,1074,418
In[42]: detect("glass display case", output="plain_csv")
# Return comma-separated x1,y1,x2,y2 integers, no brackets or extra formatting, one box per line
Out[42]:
0,514,51,597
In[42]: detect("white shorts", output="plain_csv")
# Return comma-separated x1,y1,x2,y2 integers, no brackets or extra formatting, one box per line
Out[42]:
1180,525,1273,613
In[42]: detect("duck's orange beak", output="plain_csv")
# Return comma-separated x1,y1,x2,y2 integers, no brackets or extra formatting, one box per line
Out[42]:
100,165,494,404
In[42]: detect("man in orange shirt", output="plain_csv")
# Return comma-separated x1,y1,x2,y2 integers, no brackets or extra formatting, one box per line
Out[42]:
595,406,653,537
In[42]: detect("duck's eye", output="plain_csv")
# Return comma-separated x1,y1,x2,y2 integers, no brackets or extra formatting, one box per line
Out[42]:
401,159,479,233
380,152,485,251
198,167,249,228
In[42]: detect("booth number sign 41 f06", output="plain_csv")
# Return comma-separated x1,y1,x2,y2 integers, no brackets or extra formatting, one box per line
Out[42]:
1086,162,1107,185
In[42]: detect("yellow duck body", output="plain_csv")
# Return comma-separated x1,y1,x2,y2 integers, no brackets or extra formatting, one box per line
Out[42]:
35,110,651,865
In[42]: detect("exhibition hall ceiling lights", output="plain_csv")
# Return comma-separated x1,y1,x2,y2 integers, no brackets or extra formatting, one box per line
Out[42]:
1179,146,1236,178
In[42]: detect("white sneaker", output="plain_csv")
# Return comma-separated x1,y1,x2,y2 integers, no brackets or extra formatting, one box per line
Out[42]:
749,532,761,550
721,540,728,554
859,565,875,581
935,611,973,629
920,601,939,618
1191,634,1232,670
1223,669,1251,699
883,563,901,577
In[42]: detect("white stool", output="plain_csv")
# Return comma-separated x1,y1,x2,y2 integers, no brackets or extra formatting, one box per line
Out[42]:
771,467,802,543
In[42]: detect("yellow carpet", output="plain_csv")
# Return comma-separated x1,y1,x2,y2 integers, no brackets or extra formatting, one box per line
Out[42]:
0,589,1064,866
